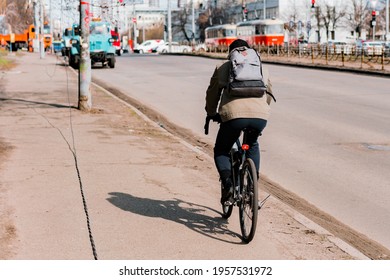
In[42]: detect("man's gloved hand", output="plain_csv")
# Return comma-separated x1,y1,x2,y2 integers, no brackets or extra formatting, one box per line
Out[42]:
210,113,222,123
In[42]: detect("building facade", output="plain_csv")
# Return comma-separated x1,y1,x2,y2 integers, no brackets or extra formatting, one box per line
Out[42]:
87,0,384,44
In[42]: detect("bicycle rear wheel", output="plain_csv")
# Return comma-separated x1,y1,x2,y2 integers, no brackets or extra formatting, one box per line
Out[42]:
239,158,258,243
221,183,233,218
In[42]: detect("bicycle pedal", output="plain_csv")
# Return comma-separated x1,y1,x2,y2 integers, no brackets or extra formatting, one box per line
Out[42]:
258,194,271,210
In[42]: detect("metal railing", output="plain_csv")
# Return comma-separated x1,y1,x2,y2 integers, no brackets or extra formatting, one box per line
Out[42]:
204,43,390,72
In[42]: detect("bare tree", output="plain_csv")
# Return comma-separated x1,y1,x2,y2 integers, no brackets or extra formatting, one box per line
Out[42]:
137,23,164,43
0,0,7,14
315,0,347,41
4,0,33,34
172,7,192,42
281,0,307,44
195,4,233,43
314,5,323,42
197,10,209,42
282,0,306,23
330,5,347,39
0,0,7,33
209,7,229,26
173,2,231,43
346,0,370,38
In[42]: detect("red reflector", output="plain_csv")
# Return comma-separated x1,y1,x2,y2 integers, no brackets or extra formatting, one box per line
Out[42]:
242,144,250,151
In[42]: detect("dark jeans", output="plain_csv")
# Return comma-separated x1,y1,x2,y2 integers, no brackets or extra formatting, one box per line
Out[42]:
214,118,267,180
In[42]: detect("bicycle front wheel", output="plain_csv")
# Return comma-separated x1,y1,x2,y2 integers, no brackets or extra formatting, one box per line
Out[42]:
239,158,258,243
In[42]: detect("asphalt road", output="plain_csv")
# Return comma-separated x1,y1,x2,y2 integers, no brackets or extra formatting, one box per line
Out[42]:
2,52,359,260
91,53,390,252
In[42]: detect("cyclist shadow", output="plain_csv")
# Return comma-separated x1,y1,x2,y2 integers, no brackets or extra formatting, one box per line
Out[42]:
0,97,77,109
107,192,242,244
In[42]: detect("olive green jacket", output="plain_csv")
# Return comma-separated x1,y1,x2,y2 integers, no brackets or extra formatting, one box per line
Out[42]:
205,60,273,122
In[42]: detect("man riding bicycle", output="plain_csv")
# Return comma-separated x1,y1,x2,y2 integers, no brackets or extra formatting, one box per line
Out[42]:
205,39,274,205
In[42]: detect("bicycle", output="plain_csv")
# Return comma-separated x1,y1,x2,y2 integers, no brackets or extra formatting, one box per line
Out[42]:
205,115,268,243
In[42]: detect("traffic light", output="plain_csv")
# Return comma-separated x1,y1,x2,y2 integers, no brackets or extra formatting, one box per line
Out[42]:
372,10,376,22
242,5,248,20
311,0,315,8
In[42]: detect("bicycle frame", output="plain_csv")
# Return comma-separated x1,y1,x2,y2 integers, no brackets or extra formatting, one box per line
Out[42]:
230,132,251,205
231,135,270,209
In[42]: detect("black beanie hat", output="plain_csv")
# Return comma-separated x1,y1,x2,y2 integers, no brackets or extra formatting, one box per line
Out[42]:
229,39,250,53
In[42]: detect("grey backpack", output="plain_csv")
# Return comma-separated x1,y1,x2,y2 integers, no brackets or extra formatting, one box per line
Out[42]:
227,46,267,97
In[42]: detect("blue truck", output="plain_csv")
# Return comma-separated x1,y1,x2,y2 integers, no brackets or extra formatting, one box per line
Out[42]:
69,20,116,69
61,25,79,58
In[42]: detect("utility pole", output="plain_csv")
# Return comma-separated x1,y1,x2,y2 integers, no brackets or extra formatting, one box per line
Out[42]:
192,0,195,46
40,0,45,58
242,1,247,22
79,0,92,111
60,0,63,34
386,0,389,41
133,0,137,48
371,1,377,40
33,0,39,52
49,0,53,50
167,0,172,52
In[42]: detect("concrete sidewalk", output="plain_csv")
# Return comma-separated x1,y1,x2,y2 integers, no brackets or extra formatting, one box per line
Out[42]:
0,52,362,260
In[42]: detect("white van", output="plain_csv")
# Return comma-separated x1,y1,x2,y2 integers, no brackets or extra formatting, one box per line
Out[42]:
362,41,384,56
133,39,164,54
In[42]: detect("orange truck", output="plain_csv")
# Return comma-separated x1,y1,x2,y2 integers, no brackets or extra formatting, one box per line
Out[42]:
0,24,35,52
0,22,52,52
42,22,52,51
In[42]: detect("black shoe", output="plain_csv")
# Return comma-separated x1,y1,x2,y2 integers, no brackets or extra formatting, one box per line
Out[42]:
220,177,233,205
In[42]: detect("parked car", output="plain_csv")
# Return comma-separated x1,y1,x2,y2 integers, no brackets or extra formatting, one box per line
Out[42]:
194,43,208,52
362,41,383,56
353,39,364,55
323,40,348,54
133,39,164,54
154,42,192,53
298,40,309,53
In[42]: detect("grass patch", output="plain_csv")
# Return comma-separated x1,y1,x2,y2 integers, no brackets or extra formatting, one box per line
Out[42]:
0,49,17,71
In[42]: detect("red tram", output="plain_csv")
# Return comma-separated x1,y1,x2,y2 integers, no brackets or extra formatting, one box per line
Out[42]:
205,24,237,51
236,19,284,46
